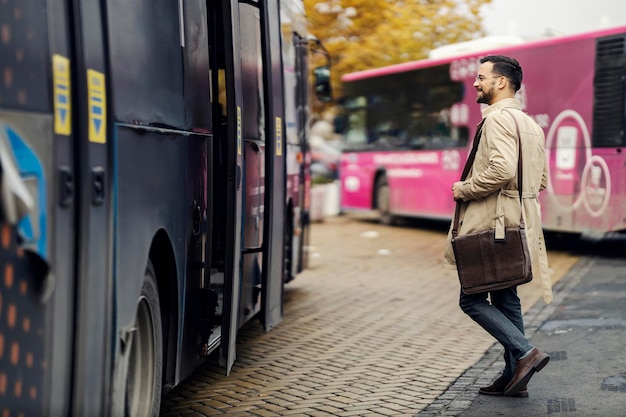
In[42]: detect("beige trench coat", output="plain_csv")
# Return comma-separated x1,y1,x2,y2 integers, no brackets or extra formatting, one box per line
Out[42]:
443,98,553,304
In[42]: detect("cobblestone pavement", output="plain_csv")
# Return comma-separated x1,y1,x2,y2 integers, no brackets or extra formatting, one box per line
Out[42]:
160,214,580,417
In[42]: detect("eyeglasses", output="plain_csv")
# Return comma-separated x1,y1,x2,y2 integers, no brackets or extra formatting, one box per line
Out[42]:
475,75,504,82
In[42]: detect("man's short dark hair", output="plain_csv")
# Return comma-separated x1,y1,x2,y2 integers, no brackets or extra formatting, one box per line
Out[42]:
480,55,523,92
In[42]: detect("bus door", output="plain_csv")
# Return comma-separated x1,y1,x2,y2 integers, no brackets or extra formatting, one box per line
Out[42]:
293,33,312,275
235,0,285,334
62,0,112,415
233,0,285,339
259,0,286,331
214,0,286,374
214,0,246,375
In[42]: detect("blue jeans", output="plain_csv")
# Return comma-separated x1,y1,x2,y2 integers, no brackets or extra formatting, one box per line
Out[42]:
460,286,533,381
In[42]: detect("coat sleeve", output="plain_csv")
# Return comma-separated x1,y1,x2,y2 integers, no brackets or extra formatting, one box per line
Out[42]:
458,112,518,201
539,130,548,192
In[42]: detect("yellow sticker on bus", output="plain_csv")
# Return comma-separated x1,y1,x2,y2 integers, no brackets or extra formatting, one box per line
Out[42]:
275,117,282,157
53,55,71,135
87,69,106,144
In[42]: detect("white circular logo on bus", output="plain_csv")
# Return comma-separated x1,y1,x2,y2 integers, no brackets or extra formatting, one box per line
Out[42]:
545,109,592,212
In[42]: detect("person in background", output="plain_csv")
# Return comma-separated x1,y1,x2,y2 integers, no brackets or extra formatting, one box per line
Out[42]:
443,55,553,397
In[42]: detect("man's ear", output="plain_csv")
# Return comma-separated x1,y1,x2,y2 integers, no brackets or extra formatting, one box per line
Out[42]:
499,77,511,92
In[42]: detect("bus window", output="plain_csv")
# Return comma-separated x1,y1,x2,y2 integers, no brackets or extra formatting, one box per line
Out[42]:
592,33,626,148
343,97,368,145
341,64,466,151
106,0,185,128
240,5,265,143
345,112,368,145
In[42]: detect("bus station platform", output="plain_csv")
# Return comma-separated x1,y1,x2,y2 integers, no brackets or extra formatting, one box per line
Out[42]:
160,214,626,417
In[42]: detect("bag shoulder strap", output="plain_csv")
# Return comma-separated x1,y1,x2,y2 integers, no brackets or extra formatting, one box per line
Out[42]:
459,119,485,181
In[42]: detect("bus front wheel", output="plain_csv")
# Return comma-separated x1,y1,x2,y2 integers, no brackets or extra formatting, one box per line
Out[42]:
126,261,163,417
375,175,394,225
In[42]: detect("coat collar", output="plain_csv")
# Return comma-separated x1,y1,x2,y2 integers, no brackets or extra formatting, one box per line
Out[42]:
481,98,522,118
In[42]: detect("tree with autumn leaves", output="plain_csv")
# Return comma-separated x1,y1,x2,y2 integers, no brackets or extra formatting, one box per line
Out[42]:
303,0,493,106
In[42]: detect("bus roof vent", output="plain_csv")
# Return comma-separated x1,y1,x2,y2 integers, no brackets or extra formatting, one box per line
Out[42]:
592,34,626,147
596,35,625,58
428,36,526,60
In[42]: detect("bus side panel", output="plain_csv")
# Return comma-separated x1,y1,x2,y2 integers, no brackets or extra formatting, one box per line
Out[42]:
515,36,591,233
113,127,207,384
105,0,211,388
340,152,378,210
114,127,183,332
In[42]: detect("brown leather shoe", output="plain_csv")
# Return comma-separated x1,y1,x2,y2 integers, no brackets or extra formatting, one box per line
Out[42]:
504,348,550,396
479,376,528,398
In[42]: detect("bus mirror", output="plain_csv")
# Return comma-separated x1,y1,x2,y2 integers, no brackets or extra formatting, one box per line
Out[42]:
313,65,332,102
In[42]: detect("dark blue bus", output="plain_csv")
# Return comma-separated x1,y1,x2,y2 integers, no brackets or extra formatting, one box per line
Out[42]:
0,0,330,415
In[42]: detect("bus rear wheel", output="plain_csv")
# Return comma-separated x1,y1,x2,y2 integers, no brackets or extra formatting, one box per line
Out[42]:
126,261,163,417
375,175,394,225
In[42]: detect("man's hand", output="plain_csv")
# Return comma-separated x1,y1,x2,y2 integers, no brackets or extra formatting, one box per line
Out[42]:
452,181,464,201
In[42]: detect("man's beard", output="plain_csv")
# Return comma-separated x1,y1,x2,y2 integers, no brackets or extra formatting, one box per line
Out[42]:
476,89,493,104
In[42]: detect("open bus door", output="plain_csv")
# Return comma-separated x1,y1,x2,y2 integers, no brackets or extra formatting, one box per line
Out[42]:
218,0,245,375
217,0,287,373
260,0,286,331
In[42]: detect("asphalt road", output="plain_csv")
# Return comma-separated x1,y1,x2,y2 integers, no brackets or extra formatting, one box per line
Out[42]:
422,233,626,417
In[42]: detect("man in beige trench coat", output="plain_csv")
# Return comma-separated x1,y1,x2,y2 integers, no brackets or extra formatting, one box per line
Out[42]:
443,55,553,398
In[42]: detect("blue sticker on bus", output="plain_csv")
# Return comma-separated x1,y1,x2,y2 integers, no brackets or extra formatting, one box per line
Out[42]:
4,125,47,259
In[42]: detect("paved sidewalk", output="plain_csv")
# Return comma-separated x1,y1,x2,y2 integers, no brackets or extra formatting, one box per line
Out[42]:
419,238,626,417
160,215,580,417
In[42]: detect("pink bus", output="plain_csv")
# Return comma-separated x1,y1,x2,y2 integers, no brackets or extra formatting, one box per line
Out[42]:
338,26,626,236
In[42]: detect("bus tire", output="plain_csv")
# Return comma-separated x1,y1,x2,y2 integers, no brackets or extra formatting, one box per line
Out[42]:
375,175,394,225
126,261,163,417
